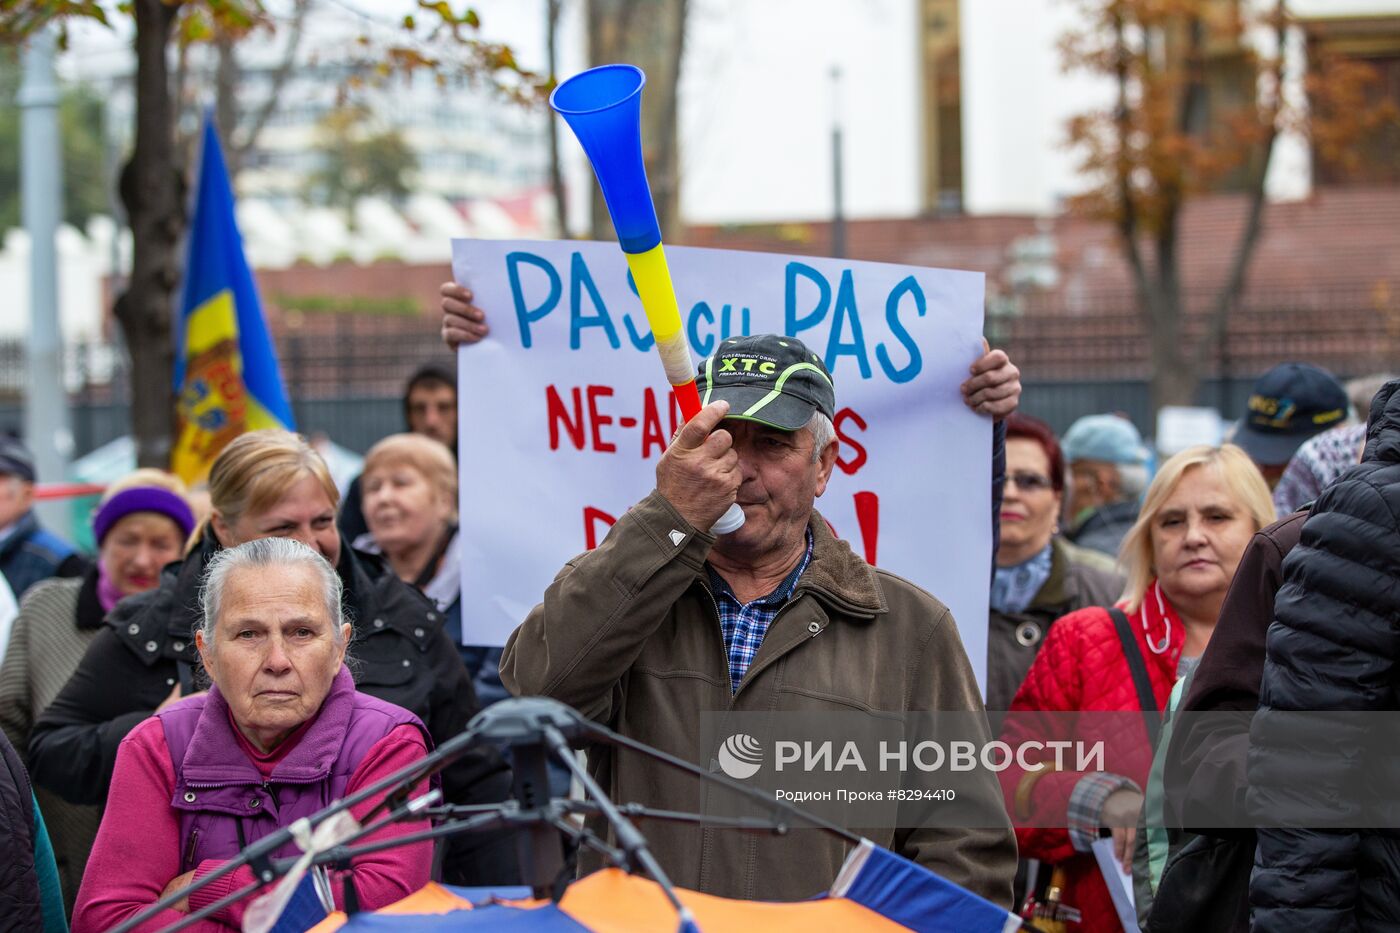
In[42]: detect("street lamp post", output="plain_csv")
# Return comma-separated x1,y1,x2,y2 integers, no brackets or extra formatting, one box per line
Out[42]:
830,66,845,260
19,29,73,529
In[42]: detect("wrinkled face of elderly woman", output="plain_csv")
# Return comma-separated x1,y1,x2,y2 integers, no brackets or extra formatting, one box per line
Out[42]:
194,563,352,752
362,461,452,560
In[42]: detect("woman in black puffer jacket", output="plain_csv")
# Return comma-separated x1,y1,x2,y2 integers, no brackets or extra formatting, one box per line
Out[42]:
1248,378,1400,932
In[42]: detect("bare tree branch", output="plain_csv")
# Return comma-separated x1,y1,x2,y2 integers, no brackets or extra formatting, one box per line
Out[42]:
1191,0,1287,376
214,31,238,159
230,0,311,174
1177,14,1207,139
1111,10,1152,315
546,0,568,236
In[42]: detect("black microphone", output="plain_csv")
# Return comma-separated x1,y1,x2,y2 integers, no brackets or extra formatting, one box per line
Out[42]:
467,697,590,898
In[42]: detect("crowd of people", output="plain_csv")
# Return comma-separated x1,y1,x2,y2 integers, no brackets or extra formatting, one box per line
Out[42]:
0,283,1394,932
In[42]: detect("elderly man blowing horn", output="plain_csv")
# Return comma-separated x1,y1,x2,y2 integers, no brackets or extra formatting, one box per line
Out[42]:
500,334,1017,906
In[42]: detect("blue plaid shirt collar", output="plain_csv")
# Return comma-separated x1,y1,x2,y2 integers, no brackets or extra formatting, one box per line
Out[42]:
706,529,814,694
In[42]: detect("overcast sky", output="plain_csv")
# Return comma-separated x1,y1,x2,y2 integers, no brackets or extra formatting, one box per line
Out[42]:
55,0,923,225
53,0,1400,225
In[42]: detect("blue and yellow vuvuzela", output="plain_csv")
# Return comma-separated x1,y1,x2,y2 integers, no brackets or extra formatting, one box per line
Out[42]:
171,116,295,485
551,64,745,533
549,65,696,407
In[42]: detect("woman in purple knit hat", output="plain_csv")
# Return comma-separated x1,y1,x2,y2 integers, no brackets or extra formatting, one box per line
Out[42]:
0,468,194,916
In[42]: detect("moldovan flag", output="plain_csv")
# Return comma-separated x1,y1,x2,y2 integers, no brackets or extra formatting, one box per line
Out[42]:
171,115,294,484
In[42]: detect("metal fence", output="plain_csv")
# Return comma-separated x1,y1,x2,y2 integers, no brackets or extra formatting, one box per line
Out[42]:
1013,377,1262,436
0,397,419,458
991,285,1400,385
0,328,457,456
0,289,1392,459
0,374,1287,458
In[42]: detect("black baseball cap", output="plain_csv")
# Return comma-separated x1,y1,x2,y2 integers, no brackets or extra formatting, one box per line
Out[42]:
696,335,835,431
0,436,35,483
1234,362,1348,465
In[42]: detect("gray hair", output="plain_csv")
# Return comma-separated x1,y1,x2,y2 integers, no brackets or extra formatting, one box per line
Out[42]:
1347,373,1397,421
1115,461,1149,498
199,537,345,651
806,411,836,463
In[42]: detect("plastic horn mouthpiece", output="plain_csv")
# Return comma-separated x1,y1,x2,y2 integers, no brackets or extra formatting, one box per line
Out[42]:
710,503,746,535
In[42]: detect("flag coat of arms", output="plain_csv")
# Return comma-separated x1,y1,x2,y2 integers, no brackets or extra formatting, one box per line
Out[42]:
171,116,295,483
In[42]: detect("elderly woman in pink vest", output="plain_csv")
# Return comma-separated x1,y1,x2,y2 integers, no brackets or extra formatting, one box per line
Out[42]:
72,537,433,932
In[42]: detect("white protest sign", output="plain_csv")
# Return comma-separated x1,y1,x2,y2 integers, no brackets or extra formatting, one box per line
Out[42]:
452,240,993,691
1156,405,1225,456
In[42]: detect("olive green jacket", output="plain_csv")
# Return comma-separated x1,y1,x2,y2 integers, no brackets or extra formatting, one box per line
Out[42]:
501,490,1016,906
986,537,1125,710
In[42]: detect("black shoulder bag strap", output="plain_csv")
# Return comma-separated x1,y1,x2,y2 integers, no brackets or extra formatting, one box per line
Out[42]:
177,659,197,694
1108,607,1163,750
412,523,458,591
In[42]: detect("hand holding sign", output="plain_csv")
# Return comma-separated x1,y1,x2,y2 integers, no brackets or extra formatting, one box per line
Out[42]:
656,400,741,531
961,340,1021,421
440,281,489,348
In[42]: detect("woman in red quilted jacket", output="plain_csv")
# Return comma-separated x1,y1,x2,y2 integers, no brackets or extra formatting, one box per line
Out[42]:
1000,444,1273,931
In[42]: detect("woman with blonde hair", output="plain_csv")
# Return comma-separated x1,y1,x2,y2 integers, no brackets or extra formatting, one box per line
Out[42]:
357,434,458,596
0,468,193,913
29,430,516,887
1000,444,1273,932
356,434,508,709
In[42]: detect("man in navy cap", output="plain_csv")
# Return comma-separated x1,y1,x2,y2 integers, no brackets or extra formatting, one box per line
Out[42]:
1062,413,1151,558
1231,362,1348,489
0,437,86,600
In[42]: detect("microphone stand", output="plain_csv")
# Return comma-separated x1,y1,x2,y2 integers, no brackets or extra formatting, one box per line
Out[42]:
124,696,871,933
541,721,697,930
460,698,864,889
132,789,449,933
109,720,484,933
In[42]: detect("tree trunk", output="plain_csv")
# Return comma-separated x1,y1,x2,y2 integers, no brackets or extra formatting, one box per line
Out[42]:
1188,0,1286,384
546,0,569,237
1150,350,1200,412
1149,198,1196,411
585,0,685,241
646,0,687,239
1144,283,1197,412
113,0,182,469
214,33,238,175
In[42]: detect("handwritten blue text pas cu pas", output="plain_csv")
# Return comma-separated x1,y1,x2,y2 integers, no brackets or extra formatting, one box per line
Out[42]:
504,250,936,384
